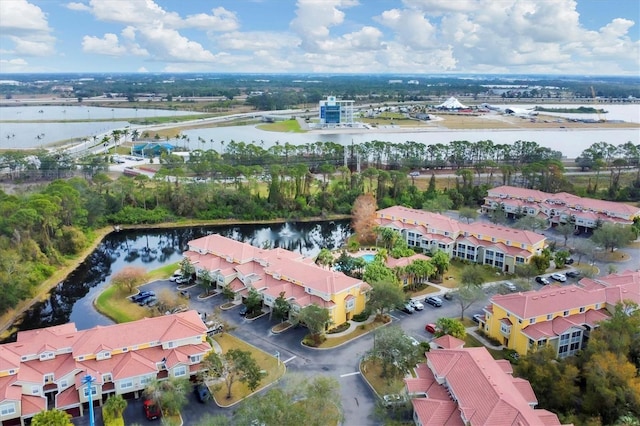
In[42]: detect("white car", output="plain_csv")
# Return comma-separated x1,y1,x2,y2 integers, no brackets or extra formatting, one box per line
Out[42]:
502,281,517,292
551,273,567,282
409,300,424,311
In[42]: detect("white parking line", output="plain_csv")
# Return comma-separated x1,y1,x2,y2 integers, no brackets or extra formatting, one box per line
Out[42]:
389,314,400,320
283,356,297,364
340,372,361,378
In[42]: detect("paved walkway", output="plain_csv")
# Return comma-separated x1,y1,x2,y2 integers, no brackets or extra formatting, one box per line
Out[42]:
466,326,504,350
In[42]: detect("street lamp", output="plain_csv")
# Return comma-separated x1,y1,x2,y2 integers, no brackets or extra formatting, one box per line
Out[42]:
82,374,96,426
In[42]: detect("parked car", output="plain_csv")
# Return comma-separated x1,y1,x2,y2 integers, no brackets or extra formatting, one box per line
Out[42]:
143,399,161,420
425,323,438,334
425,296,443,307
551,273,567,282
400,303,415,314
472,314,484,324
443,292,454,300
383,393,405,407
566,270,581,278
169,270,182,282
206,321,224,335
409,299,424,311
195,383,211,403
502,281,517,292
175,276,190,285
238,305,248,316
131,291,155,303
409,171,420,177
566,257,574,265
144,296,158,307
535,276,550,285
404,335,420,346
178,290,190,299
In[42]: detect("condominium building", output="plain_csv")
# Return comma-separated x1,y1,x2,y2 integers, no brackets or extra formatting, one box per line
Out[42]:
184,234,369,325
0,311,210,426
376,206,546,273
405,345,568,425
482,270,640,357
483,185,640,232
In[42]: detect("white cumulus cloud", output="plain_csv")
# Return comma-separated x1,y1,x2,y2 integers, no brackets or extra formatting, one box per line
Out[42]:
0,0,55,56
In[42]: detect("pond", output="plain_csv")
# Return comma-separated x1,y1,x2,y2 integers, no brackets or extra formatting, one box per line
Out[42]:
4,220,352,341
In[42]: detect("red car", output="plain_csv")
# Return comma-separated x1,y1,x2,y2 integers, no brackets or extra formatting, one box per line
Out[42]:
143,399,161,420
425,323,437,334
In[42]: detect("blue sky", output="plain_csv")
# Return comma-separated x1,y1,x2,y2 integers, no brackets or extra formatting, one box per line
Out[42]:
0,0,638,75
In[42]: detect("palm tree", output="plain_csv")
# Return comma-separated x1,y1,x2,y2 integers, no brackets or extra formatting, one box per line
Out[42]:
103,394,127,420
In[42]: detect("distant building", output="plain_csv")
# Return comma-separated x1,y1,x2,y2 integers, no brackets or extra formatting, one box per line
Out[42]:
388,79,403,84
405,344,569,425
376,206,546,273
483,185,640,232
318,96,354,128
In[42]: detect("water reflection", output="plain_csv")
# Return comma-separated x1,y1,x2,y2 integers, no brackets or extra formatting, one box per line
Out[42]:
6,220,351,341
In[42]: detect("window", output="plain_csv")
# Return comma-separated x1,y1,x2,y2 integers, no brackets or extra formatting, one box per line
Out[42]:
102,374,112,382
491,237,496,242
0,403,16,416
141,376,152,386
563,310,569,317
60,379,68,389
83,385,98,397
97,351,111,360
44,374,54,384
579,307,585,313
595,303,601,309
190,354,202,363
31,386,39,395
120,381,133,390
530,318,536,324
346,298,355,310
39,352,54,361
500,323,511,334
167,341,175,349
547,314,553,321
174,365,187,377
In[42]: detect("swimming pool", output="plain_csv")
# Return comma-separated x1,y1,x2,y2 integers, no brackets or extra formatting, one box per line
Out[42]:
360,253,376,263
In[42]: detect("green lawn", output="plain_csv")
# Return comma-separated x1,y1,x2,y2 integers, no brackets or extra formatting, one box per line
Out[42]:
360,358,406,396
95,285,150,323
210,334,286,407
257,119,305,132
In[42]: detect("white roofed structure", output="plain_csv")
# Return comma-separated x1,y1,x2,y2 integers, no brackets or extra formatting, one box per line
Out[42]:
436,96,467,109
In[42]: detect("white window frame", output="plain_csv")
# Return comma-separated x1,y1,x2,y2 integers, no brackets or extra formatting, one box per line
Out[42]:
119,381,133,390
0,403,16,416
174,365,187,377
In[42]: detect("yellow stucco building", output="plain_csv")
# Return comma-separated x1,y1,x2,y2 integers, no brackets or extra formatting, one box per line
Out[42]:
481,270,640,357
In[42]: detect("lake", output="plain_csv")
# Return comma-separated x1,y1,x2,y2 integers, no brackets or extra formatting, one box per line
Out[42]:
4,220,351,341
0,105,203,121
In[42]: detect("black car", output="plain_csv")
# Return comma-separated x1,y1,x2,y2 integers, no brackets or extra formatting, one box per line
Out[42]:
535,276,550,285
566,270,581,278
195,384,211,403
131,291,155,303
425,296,443,307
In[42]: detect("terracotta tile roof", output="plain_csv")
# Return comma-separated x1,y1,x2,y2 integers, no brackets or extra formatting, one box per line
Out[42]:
55,384,81,409
73,310,206,356
522,309,610,340
20,395,46,416
377,206,462,233
188,234,258,263
385,253,431,269
492,285,603,319
412,398,463,426
487,186,640,219
424,347,565,425
111,352,157,380
462,222,545,246
432,335,465,350
0,346,20,372
0,375,20,401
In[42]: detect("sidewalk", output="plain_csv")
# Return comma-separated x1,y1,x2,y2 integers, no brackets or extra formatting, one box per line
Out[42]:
466,326,504,351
